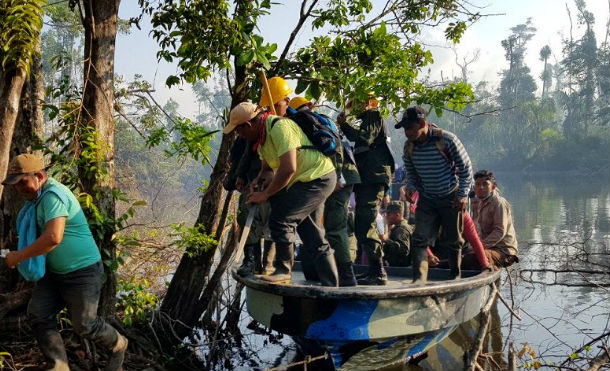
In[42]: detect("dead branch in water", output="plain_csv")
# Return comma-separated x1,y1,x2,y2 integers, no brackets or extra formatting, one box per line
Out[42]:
465,283,499,371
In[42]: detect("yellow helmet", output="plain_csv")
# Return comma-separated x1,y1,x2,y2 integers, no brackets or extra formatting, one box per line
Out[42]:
289,96,311,110
259,76,293,108
368,91,379,108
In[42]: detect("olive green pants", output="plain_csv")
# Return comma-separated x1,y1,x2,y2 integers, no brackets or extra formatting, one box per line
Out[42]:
324,185,353,265
353,183,387,259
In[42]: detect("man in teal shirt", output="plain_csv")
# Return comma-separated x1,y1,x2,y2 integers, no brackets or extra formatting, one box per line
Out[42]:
3,154,127,371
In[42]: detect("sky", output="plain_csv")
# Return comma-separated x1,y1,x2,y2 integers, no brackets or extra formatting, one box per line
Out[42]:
115,0,610,118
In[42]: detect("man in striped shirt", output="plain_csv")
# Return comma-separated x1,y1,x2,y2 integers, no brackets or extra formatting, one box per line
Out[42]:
396,106,473,282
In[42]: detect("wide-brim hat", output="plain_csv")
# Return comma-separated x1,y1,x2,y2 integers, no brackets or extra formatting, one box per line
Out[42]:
223,102,262,134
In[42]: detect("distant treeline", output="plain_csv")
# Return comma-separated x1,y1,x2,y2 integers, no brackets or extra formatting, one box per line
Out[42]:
390,8,609,174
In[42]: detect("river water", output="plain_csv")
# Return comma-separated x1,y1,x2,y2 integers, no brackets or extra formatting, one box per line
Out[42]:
231,173,610,370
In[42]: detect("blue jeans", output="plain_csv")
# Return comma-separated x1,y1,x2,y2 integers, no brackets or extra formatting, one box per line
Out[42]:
28,260,119,365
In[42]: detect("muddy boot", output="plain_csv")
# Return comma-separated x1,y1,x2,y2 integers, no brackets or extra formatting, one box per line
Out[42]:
300,246,320,281
105,333,128,371
357,256,387,286
411,247,429,284
260,243,293,284
337,262,357,287
36,330,70,371
237,244,257,277
262,240,276,275
447,247,462,280
252,240,264,274
315,251,339,287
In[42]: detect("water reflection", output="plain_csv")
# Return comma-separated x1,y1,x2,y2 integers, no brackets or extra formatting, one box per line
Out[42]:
398,300,505,371
496,174,610,365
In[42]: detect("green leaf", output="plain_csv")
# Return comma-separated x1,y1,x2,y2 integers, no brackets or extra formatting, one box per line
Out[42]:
295,79,309,95
166,75,180,87
235,49,254,66
308,82,321,100
267,43,277,54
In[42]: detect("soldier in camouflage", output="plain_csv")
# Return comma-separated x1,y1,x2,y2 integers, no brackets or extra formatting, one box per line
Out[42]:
337,95,395,285
381,201,414,267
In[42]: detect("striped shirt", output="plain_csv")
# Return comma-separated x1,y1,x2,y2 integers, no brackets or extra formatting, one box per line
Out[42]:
403,127,472,198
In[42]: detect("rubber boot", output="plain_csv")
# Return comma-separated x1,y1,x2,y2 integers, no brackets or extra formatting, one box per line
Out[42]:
237,244,257,277
314,251,339,287
260,243,293,284
354,245,369,279
337,262,357,287
357,256,387,286
105,333,128,371
252,240,264,274
411,246,429,284
447,247,462,280
300,246,320,281
262,240,276,275
35,330,70,371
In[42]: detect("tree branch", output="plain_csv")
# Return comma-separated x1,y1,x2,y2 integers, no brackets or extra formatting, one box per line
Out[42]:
272,0,320,75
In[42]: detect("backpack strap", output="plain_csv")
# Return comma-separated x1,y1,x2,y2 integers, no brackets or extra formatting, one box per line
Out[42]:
270,115,316,151
404,126,451,162
270,117,282,128
405,141,415,159
430,127,449,161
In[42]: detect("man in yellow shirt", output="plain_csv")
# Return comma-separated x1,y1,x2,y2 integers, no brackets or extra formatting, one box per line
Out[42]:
224,102,338,286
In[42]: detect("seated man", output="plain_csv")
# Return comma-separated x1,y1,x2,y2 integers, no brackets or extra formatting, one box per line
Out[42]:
381,201,413,267
463,170,519,269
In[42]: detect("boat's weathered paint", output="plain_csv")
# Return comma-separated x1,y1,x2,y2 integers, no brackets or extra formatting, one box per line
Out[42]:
245,284,491,341
234,266,501,370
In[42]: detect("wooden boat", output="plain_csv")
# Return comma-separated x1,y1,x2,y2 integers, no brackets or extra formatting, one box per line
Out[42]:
233,264,500,370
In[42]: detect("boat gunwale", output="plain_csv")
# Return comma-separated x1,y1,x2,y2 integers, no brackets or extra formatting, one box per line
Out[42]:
232,266,501,300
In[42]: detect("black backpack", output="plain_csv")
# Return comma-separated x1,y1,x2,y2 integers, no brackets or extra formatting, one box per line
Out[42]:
271,107,342,158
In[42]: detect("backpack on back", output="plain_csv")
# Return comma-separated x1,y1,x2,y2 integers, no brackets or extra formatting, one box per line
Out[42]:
272,107,342,158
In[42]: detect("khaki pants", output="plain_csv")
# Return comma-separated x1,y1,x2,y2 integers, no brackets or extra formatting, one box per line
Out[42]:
462,247,518,269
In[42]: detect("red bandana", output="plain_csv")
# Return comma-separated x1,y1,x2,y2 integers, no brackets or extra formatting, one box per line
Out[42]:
252,111,272,151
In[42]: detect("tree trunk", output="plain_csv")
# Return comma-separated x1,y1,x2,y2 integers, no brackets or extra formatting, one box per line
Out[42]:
0,68,26,202
0,43,44,309
159,60,248,342
159,133,236,338
80,0,121,318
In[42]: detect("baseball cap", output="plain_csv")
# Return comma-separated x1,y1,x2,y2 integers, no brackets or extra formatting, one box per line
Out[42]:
2,154,45,185
223,102,262,134
394,106,426,129
386,201,404,214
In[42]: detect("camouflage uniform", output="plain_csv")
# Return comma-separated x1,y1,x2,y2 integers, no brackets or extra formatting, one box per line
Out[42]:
323,134,361,286
383,219,414,267
340,109,395,284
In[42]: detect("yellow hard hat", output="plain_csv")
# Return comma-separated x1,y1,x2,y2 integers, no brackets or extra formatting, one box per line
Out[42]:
260,76,293,108
368,91,379,108
289,96,311,110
